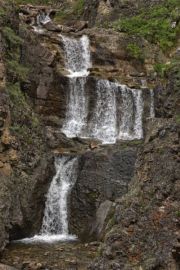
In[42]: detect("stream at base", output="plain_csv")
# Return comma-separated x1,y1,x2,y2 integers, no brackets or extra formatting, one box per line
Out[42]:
1,241,98,270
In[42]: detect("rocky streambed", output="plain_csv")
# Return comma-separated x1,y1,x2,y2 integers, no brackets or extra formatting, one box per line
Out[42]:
1,241,99,270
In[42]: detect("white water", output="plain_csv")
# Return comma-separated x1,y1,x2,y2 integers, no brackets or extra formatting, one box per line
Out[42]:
60,35,148,144
88,79,118,144
37,13,51,26
118,86,143,140
17,156,78,244
60,35,91,76
61,35,91,137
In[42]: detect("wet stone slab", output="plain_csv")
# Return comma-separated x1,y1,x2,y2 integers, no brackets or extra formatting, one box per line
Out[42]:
1,242,99,270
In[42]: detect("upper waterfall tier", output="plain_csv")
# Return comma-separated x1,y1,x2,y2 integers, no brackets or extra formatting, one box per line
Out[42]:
60,35,153,144
61,35,91,77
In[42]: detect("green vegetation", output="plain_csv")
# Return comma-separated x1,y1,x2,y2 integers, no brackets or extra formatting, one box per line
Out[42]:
127,43,144,61
112,0,180,51
73,0,85,16
2,27,23,46
2,25,29,83
8,83,40,143
7,60,29,82
175,115,180,124
154,63,168,78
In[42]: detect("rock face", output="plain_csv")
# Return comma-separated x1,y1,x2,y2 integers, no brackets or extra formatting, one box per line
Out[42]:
69,146,137,239
83,0,165,26
90,118,180,269
0,30,54,251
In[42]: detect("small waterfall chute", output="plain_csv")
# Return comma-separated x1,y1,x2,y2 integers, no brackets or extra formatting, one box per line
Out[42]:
16,156,78,243
61,35,91,138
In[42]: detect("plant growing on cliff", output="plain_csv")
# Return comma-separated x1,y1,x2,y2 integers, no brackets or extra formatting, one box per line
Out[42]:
73,0,85,16
7,60,29,82
112,1,179,51
2,25,29,83
2,27,23,47
127,43,144,61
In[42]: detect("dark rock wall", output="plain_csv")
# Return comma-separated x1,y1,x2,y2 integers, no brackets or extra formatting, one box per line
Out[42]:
0,30,55,250
90,119,180,270
69,146,137,239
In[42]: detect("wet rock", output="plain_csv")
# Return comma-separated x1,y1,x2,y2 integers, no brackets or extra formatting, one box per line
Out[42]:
0,264,17,270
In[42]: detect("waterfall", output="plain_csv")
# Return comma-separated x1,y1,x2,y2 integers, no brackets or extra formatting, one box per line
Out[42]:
41,156,78,237
118,86,143,140
17,156,78,243
60,35,149,144
61,35,91,138
61,35,91,77
88,79,117,144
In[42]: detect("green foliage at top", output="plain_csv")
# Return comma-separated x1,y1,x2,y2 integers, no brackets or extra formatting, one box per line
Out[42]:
112,0,180,51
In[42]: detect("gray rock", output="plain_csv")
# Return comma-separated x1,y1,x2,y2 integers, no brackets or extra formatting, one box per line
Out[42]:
90,200,113,240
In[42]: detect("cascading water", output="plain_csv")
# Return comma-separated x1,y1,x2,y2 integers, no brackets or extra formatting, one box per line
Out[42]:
61,35,91,77
88,79,117,144
17,156,78,243
118,86,143,140
61,35,145,144
61,35,91,137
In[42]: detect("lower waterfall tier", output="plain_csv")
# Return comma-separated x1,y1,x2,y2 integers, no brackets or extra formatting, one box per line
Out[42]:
62,78,146,144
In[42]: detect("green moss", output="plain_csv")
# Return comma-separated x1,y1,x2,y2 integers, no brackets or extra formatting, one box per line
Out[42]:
112,1,180,51
7,60,29,82
127,43,144,61
154,63,168,78
8,83,42,148
73,0,85,16
175,115,180,124
2,27,23,46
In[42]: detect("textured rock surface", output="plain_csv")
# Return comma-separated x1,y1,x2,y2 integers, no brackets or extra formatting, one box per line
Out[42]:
83,0,165,26
89,118,180,269
69,145,137,239
0,30,54,251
